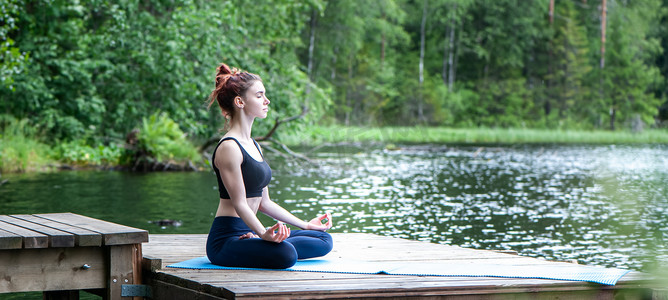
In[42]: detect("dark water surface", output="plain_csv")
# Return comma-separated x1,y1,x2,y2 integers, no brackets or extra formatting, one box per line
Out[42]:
1,143,666,273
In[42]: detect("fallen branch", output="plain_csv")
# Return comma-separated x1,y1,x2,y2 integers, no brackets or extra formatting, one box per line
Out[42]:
265,138,316,165
256,104,308,142
200,136,221,153
310,141,367,153
258,143,291,160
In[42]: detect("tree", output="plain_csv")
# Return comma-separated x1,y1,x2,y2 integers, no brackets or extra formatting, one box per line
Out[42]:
0,0,26,90
2,0,326,144
600,0,663,130
547,0,592,127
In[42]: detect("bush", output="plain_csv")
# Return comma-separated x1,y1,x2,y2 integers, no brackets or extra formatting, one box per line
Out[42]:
54,140,123,167
122,112,201,171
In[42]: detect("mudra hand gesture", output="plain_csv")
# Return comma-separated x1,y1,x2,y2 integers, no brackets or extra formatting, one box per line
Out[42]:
260,222,291,243
305,212,333,231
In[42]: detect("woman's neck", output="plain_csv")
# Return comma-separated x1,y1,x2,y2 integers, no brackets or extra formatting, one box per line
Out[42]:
227,115,254,140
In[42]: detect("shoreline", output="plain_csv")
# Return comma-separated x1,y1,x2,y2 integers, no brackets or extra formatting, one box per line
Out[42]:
2,126,667,174
280,126,668,146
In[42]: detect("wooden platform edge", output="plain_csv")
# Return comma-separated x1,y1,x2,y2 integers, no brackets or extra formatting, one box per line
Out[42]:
140,234,667,300
35,213,149,246
144,268,663,300
143,255,163,272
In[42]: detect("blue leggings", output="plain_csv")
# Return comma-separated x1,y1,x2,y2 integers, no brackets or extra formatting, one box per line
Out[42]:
206,216,333,269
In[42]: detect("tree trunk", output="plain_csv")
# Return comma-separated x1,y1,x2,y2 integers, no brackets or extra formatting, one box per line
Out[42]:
442,23,449,85
418,0,428,123
331,46,338,81
546,0,554,117
442,3,456,88
380,10,386,69
609,103,616,130
345,52,354,126
600,0,606,70
419,0,427,86
306,8,317,94
453,35,459,86
601,0,612,129
447,3,457,90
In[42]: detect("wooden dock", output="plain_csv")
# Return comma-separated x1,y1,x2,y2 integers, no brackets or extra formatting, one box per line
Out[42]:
0,213,148,299
142,233,661,299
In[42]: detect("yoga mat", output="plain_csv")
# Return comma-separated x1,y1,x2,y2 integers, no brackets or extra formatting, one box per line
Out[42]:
167,256,630,286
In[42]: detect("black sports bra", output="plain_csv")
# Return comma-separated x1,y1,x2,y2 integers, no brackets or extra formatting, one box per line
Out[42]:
212,137,272,198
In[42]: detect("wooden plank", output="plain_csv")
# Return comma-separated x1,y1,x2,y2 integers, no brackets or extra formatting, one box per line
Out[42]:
0,228,22,250
229,288,626,300
0,218,48,248
146,277,226,300
107,244,142,300
153,267,650,300
142,255,163,272
35,213,148,245
221,277,627,299
0,247,106,293
132,243,143,300
0,215,75,248
142,234,655,299
11,214,102,246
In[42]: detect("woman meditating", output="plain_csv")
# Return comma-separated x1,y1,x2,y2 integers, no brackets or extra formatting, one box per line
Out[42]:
206,63,333,269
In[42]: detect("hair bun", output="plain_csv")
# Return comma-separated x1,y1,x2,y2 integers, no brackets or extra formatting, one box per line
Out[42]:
216,63,233,76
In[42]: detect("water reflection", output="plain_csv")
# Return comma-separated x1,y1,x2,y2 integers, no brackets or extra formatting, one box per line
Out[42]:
273,144,668,272
0,144,666,272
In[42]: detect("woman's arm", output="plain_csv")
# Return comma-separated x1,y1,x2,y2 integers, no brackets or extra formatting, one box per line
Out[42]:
259,188,309,229
259,188,333,231
216,141,289,242
253,142,332,231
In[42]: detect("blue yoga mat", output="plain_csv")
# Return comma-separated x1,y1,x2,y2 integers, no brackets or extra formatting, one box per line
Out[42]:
167,256,630,286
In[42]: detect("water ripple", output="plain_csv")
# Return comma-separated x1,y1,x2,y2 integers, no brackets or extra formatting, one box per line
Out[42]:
274,144,668,272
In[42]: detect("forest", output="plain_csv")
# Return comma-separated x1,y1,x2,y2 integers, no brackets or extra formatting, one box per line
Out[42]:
1,0,668,171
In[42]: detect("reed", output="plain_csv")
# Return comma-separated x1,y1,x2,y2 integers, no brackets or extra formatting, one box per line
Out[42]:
280,125,668,145
0,118,54,172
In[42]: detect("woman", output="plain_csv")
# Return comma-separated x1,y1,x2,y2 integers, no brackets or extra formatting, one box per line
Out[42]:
206,63,333,269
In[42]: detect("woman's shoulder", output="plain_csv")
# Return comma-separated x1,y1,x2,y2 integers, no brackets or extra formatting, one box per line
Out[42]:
214,137,244,166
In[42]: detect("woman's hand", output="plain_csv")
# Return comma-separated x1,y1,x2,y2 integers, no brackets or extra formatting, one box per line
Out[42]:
305,212,333,231
260,222,290,243
239,232,259,240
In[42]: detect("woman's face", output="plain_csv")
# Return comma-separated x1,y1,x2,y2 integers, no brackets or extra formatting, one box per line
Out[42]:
242,81,270,119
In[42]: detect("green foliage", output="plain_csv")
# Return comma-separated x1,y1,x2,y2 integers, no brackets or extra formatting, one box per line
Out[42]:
132,112,200,166
54,140,122,167
476,78,533,128
599,0,664,130
2,0,668,164
3,0,326,145
303,0,666,130
0,115,54,172
0,0,27,89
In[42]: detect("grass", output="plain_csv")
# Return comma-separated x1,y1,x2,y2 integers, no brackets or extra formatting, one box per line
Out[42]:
280,125,668,146
3,122,667,173
0,118,55,173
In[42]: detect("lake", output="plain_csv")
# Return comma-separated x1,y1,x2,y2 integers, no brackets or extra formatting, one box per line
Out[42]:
1,143,666,273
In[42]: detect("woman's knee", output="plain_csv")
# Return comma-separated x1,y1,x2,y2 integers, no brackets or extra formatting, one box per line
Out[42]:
287,230,334,259
267,242,298,268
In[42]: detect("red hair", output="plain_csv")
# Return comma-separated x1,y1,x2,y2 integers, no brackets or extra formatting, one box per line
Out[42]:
208,63,262,120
